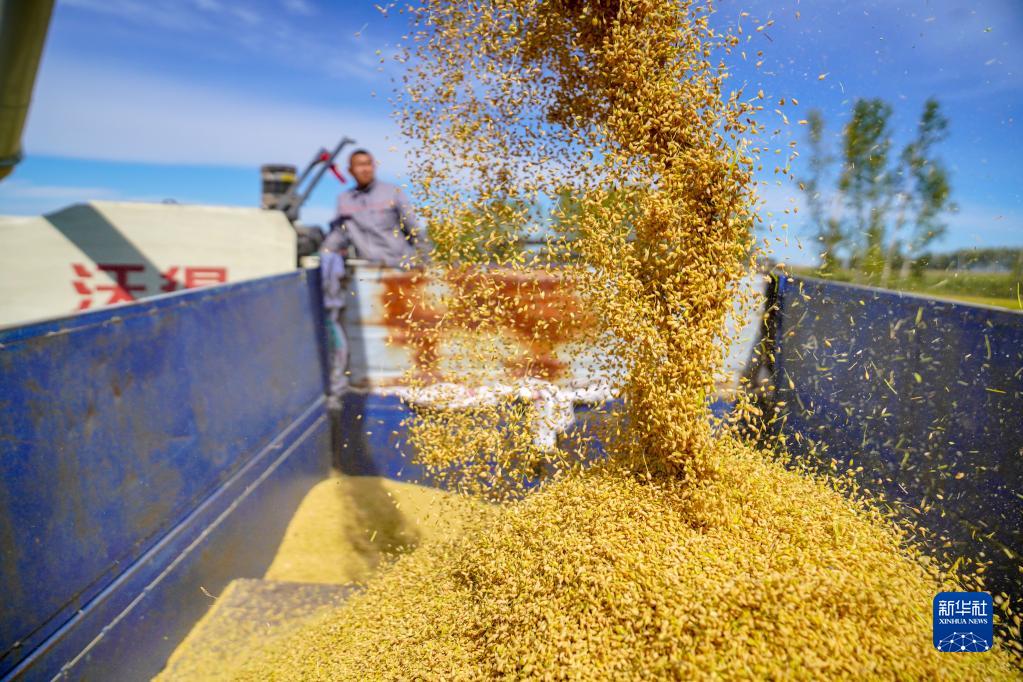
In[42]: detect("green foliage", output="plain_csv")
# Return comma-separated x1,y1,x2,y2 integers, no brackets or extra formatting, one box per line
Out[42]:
800,98,955,285
900,98,954,274
792,266,1021,305
431,195,533,265
839,98,894,283
799,110,842,274
922,247,1023,274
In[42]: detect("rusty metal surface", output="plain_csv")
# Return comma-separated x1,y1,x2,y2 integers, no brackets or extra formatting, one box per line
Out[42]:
0,270,330,678
343,263,598,388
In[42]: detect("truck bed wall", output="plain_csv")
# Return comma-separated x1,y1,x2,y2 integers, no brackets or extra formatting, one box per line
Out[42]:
0,270,330,681
771,275,1023,604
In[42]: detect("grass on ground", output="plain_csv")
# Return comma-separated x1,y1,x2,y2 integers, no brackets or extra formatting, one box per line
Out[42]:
789,267,1023,311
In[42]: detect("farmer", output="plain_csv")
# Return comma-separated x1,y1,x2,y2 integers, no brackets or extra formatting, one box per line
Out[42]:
320,149,425,404
320,248,348,404
321,149,424,267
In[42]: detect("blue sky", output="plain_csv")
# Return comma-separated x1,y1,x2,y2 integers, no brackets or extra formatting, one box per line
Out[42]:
0,0,1020,264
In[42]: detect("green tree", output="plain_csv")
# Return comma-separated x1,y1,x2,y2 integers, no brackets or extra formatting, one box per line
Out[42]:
799,109,843,273
801,98,953,286
434,194,532,265
838,98,895,283
899,98,953,280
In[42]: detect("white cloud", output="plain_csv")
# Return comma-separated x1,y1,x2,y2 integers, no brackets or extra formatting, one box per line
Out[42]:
63,0,269,29
282,0,315,16
24,56,408,172
0,179,117,201
0,179,123,217
60,0,217,32
322,45,396,82
59,0,391,83
192,0,224,12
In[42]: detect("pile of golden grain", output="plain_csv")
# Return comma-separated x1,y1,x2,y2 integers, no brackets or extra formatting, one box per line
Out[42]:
239,441,1016,679
237,1,1019,677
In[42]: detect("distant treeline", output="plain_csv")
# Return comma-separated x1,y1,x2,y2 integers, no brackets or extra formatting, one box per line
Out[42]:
920,247,1023,274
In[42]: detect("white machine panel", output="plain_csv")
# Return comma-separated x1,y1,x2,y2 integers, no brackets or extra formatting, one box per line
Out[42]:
0,201,296,327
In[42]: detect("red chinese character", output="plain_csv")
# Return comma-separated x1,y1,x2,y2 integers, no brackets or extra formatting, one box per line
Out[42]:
183,267,227,288
71,262,94,309
96,263,145,303
71,263,226,312
160,267,180,293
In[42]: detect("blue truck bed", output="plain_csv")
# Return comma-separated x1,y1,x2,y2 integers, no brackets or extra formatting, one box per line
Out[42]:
1,270,1020,679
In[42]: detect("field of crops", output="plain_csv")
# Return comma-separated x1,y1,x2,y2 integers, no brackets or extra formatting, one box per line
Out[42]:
791,267,1023,310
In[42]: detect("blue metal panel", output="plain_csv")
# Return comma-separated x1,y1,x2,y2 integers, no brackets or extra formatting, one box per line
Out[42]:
771,276,1023,601
0,271,331,679
336,392,422,482
15,406,327,682
336,393,735,486
336,392,607,488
